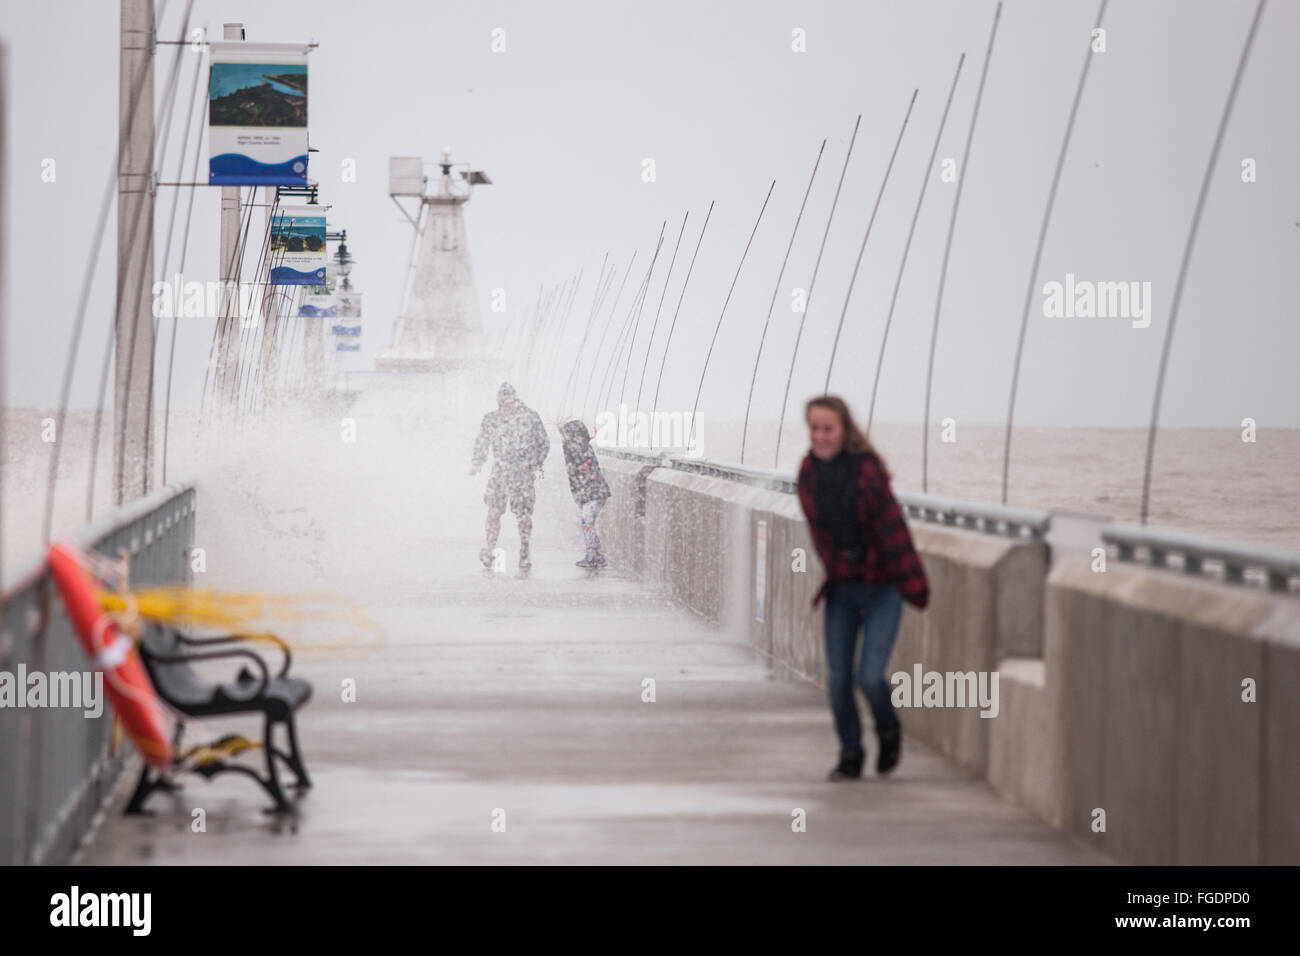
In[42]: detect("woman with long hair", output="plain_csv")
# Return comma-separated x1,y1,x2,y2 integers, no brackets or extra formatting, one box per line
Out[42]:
796,395,930,780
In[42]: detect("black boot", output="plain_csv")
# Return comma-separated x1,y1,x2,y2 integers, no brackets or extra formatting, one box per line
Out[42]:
826,749,864,781
876,726,901,775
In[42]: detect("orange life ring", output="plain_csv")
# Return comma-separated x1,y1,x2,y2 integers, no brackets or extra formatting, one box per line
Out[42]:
46,542,172,767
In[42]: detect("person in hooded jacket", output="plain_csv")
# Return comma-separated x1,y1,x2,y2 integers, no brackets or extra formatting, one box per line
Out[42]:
558,417,611,568
470,382,550,572
796,394,930,782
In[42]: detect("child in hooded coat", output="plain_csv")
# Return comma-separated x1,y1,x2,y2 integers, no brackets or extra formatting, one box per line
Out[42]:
559,418,611,568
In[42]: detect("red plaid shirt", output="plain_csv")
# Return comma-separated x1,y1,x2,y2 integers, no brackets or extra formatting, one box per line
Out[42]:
796,451,930,610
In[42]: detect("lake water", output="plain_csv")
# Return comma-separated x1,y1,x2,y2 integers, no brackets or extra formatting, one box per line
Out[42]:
3,406,1296,585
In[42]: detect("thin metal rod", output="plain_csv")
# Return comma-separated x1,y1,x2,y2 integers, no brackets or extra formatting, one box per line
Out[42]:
561,257,611,408
198,191,256,422
149,42,205,482
1000,0,1108,505
153,182,269,189
527,276,573,392
197,191,259,425
1140,0,1266,524
517,283,554,377
239,199,296,416
922,3,1001,494
563,256,610,405
162,49,213,460
516,281,557,388
651,203,713,417
562,257,616,413
113,0,196,502
773,115,861,467
580,253,637,421
598,249,658,419
592,280,644,423
616,222,669,409
224,191,270,417
824,89,918,394
740,141,825,464
634,212,688,412
542,267,585,405
688,180,776,452
607,223,666,412
43,0,172,543
596,243,660,422
156,40,318,48
506,290,542,357
502,285,541,369
866,53,965,432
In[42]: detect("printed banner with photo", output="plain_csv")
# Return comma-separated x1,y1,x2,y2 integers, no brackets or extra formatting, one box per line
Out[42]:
208,41,310,185
270,206,328,284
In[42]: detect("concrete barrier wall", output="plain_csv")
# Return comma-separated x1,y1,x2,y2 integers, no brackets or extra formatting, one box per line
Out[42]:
643,469,772,630
892,525,1047,774
595,457,661,578
607,457,1046,774
991,557,1300,865
596,451,1300,865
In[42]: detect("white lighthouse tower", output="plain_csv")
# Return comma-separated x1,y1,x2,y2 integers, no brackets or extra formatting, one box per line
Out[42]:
380,148,492,370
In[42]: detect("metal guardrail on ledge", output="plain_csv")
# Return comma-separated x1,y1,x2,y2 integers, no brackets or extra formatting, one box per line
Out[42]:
668,456,797,494
595,451,1052,541
666,456,1051,541
600,449,1300,590
1103,523,1300,594
0,479,196,865
595,447,670,467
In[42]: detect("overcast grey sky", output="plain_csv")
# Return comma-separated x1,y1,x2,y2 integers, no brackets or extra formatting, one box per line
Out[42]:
2,0,1297,426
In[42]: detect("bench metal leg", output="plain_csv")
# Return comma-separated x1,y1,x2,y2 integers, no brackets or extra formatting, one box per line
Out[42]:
283,714,312,789
260,717,292,814
124,762,181,815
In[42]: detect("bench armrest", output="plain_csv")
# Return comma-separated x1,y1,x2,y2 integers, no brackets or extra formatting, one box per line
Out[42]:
145,646,270,700
171,630,292,678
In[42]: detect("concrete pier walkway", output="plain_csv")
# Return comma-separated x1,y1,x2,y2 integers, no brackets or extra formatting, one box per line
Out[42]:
76,543,1108,865
63,380,1109,864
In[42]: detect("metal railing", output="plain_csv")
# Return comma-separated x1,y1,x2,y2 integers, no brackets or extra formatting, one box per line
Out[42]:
595,447,669,468
893,492,1050,541
1103,523,1300,594
0,480,196,865
663,455,1051,540
668,456,797,494
600,449,1300,586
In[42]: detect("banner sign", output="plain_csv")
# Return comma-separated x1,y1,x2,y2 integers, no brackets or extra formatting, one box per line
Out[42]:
299,292,362,320
208,41,309,185
270,206,327,284
299,295,338,318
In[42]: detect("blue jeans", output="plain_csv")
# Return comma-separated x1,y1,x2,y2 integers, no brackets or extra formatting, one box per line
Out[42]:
823,581,903,753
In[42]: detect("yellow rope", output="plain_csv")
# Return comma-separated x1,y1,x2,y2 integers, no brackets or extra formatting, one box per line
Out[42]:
181,735,261,767
94,586,385,655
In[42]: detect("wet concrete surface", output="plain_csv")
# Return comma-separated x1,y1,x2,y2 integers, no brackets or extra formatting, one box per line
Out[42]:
74,547,1109,865
72,378,1111,864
